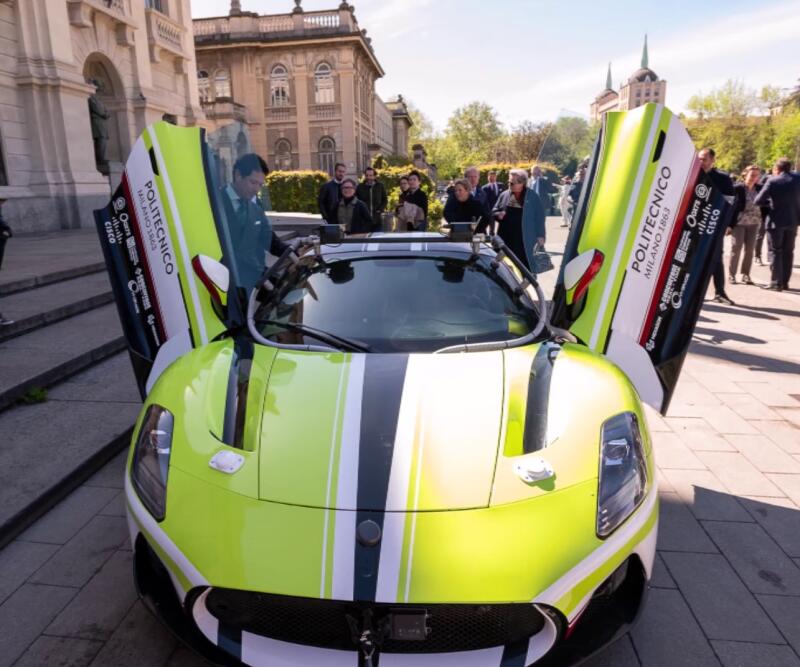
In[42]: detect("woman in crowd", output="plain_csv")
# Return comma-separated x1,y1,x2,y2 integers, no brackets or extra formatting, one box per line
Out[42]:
444,178,489,232
337,178,375,234
559,176,573,228
729,164,763,285
492,169,546,270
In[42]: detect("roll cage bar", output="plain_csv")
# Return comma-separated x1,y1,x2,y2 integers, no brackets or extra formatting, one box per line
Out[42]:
245,224,574,354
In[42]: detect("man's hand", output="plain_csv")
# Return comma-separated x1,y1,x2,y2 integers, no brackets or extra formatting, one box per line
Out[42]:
537,237,545,246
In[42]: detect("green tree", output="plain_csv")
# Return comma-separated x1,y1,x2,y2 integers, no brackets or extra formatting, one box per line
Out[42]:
446,101,504,165
405,99,435,148
687,79,757,119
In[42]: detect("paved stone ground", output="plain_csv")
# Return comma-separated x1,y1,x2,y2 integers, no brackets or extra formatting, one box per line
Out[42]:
0,219,799,666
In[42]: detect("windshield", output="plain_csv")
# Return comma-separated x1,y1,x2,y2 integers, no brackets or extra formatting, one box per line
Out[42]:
255,254,539,353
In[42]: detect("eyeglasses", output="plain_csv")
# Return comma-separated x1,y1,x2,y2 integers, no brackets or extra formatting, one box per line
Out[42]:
342,186,355,191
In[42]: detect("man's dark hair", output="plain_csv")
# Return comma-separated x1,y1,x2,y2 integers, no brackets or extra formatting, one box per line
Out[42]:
775,157,792,173
341,178,357,188
408,170,422,180
233,153,268,179
335,162,346,171
701,147,716,158
487,170,497,176
364,167,376,176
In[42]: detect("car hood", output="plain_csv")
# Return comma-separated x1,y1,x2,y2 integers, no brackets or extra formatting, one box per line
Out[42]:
258,350,505,511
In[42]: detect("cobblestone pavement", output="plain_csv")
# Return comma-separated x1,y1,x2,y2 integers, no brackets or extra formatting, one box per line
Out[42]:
1,220,799,666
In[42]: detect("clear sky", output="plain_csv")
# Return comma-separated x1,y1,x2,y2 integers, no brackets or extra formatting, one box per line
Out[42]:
191,0,800,130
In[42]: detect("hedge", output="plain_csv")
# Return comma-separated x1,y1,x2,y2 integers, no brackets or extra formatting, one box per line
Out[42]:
264,170,328,213
265,166,442,225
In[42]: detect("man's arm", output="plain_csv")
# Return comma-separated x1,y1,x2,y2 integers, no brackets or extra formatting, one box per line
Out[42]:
753,180,771,208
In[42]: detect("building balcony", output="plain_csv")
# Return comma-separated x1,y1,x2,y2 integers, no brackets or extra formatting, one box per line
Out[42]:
201,98,247,123
67,0,136,45
146,8,188,64
310,103,339,120
266,106,297,122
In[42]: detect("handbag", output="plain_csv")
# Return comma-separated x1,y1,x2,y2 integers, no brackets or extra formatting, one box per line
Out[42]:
531,243,554,274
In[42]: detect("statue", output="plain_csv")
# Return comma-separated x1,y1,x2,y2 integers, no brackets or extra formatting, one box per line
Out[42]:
87,78,110,173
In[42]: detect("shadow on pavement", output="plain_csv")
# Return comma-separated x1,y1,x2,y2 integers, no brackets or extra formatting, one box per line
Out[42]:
702,302,780,321
692,327,767,346
689,340,800,374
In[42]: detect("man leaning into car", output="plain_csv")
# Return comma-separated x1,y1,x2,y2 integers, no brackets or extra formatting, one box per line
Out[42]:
221,153,289,291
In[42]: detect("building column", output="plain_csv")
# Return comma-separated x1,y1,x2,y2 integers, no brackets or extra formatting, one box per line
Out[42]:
338,67,356,175
292,54,311,169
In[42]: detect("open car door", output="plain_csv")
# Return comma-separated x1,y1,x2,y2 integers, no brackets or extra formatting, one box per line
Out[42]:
94,122,246,396
550,104,734,414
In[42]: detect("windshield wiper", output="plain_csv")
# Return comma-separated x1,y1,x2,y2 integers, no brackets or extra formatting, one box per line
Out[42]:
258,319,371,353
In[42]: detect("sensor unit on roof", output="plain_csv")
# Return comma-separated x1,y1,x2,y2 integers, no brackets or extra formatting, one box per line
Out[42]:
318,224,343,244
446,222,476,242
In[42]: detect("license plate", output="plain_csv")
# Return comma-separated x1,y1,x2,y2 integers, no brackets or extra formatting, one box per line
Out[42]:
389,609,430,641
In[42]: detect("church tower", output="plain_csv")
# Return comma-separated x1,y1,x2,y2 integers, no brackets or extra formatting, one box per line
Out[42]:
618,35,667,111
590,62,619,122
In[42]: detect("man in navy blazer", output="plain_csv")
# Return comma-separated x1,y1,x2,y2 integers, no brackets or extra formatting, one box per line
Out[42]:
481,171,503,212
754,158,800,290
318,162,347,223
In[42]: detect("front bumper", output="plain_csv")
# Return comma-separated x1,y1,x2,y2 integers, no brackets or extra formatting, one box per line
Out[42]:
134,531,649,667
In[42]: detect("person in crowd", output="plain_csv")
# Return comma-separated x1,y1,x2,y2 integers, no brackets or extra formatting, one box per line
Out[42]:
530,165,554,215
251,155,272,213
754,169,771,265
567,162,588,222
698,148,736,305
482,170,503,212
729,165,764,285
0,199,12,326
492,168,546,270
318,162,347,223
403,170,429,231
355,167,387,232
444,178,489,232
754,157,800,291
221,153,288,291
559,176,573,228
446,166,490,229
337,178,375,234
398,175,410,201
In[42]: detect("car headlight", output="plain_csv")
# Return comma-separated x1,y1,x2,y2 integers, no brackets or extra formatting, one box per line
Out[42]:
131,404,173,521
597,412,648,538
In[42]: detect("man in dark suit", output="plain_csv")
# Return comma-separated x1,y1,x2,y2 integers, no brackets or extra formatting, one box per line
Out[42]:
481,171,503,212
698,148,736,305
754,157,800,291
220,154,288,291
318,162,347,223
529,165,554,215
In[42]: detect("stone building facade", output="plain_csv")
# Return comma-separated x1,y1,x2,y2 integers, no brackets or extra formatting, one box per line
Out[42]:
193,1,412,177
590,36,667,123
0,0,202,233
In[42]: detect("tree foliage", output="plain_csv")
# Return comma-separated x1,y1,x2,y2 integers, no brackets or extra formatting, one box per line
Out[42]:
446,101,504,165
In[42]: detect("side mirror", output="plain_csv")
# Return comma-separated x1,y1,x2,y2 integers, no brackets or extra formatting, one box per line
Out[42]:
191,255,229,307
563,248,604,306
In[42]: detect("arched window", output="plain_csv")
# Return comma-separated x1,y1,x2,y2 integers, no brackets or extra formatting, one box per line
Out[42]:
270,64,290,107
275,138,292,171
214,69,231,99
319,136,335,175
197,70,210,103
314,63,334,104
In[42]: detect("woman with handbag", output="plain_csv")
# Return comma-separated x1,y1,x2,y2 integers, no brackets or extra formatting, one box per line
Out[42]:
492,169,547,271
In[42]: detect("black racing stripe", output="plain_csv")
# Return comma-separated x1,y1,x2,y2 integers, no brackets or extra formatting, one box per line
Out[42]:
523,343,560,454
500,638,529,667
221,337,254,449
217,622,242,660
353,354,409,602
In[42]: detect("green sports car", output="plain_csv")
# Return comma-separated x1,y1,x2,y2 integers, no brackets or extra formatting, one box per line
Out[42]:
95,103,732,666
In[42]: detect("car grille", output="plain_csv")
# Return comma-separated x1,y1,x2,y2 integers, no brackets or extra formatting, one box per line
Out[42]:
204,589,546,653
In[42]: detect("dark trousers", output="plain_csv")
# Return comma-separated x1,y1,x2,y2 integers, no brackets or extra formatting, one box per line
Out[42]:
712,239,725,295
767,225,798,288
755,220,765,262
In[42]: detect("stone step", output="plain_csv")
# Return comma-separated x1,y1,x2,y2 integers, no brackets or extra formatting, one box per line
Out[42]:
0,272,114,343
0,353,140,547
0,303,126,411
0,262,106,297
